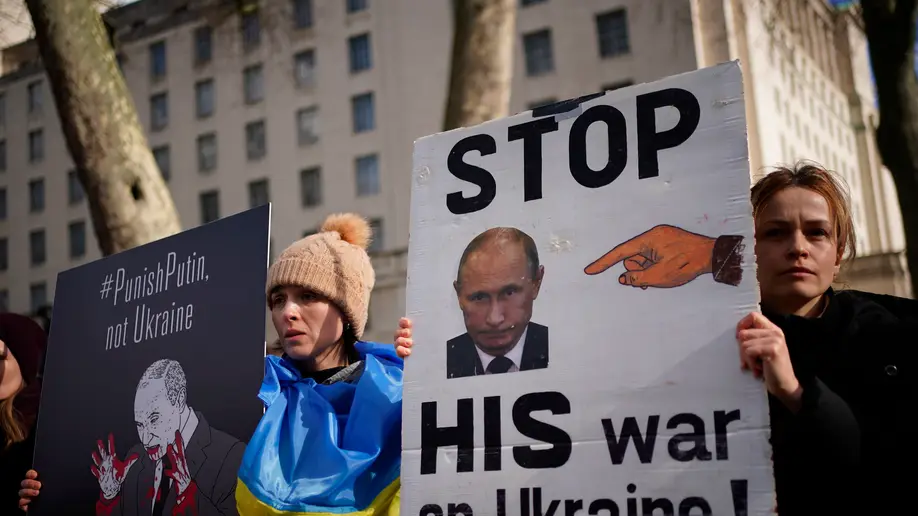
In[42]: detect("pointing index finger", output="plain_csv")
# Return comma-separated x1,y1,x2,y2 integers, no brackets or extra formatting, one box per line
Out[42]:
584,236,648,275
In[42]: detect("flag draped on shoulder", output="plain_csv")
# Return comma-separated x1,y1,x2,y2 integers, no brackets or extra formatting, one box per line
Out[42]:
236,342,404,515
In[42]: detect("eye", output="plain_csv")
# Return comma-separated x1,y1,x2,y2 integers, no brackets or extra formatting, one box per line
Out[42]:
808,228,830,238
760,228,783,238
469,293,487,302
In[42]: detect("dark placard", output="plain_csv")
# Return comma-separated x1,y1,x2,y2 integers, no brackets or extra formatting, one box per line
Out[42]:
31,205,271,516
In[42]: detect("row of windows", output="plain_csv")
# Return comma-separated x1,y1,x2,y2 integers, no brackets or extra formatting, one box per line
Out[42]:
0,219,87,274
150,71,372,138
0,171,84,221
0,282,46,314
522,9,629,77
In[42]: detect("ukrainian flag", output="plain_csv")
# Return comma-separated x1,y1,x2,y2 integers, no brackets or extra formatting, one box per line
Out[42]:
236,342,404,515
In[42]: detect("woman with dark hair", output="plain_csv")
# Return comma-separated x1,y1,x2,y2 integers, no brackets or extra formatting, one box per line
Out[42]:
0,313,47,513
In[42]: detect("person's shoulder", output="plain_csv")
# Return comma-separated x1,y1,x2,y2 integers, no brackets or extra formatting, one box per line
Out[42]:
447,332,472,349
837,289,918,324
196,413,245,451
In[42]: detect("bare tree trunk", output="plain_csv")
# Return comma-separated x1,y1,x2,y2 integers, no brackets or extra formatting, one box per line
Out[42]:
25,0,181,256
860,0,918,297
443,0,516,131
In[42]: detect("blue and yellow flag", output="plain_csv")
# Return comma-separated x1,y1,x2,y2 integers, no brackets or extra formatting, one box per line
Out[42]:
236,342,404,515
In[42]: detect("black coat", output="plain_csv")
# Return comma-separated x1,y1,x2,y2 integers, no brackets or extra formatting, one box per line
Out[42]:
0,426,36,513
764,288,917,515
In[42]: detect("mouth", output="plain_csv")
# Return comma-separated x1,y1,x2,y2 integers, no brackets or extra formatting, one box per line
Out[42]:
782,266,815,276
284,329,305,339
145,446,160,458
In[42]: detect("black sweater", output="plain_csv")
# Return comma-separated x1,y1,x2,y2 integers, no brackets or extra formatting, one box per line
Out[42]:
764,288,917,515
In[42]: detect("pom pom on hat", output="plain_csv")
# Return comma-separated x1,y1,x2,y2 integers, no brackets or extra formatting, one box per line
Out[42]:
320,213,372,250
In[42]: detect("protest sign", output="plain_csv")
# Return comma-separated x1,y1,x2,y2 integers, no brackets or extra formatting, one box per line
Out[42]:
403,61,775,515
30,205,271,516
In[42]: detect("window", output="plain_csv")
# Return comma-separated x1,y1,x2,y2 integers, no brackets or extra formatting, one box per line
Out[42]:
368,218,383,253
30,229,46,266
347,0,368,13
0,93,5,127
30,283,47,313
29,130,44,163
199,190,220,224
27,81,42,114
297,106,320,145
153,145,171,181
29,281,48,314
294,0,313,28
195,79,215,118
0,188,5,219
352,92,375,133
294,50,316,88
69,220,86,259
356,154,380,196
523,29,554,76
246,120,267,160
602,79,633,91
248,178,270,208
68,170,84,204
596,9,630,58
197,133,217,172
244,65,264,104
521,0,547,5
150,93,168,131
194,26,213,65
527,98,557,110
29,178,44,213
241,9,261,51
0,139,5,171
149,40,167,79
300,167,322,207
349,33,372,73
0,238,6,271
0,290,7,312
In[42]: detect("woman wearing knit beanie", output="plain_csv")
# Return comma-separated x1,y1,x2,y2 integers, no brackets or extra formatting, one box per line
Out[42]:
235,213,404,515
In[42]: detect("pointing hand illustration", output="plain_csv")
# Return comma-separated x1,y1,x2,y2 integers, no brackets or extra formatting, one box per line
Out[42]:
584,224,720,289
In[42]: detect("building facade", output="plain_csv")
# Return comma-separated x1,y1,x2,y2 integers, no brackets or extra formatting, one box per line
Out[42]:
0,0,908,346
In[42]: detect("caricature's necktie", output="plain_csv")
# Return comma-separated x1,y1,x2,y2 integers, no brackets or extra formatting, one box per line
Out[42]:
486,356,514,374
153,461,169,515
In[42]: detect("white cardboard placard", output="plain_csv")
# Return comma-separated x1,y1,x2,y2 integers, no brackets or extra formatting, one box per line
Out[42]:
403,61,774,516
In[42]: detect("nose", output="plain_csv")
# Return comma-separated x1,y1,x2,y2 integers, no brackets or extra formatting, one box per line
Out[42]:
486,300,506,327
139,427,151,445
787,230,809,259
282,299,300,322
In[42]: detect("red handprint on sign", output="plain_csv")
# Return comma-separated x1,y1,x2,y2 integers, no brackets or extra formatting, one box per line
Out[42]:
90,433,139,501
166,430,198,515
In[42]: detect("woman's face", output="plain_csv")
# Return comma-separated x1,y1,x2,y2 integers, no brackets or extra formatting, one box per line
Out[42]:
754,187,841,312
0,339,24,400
269,286,345,361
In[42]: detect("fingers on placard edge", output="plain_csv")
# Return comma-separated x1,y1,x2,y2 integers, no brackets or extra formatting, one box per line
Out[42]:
26,470,37,479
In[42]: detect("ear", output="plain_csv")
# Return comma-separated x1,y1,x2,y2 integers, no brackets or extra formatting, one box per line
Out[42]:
532,265,545,298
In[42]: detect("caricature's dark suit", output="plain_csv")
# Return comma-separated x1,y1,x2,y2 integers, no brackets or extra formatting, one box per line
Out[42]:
446,322,549,379
98,411,245,516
